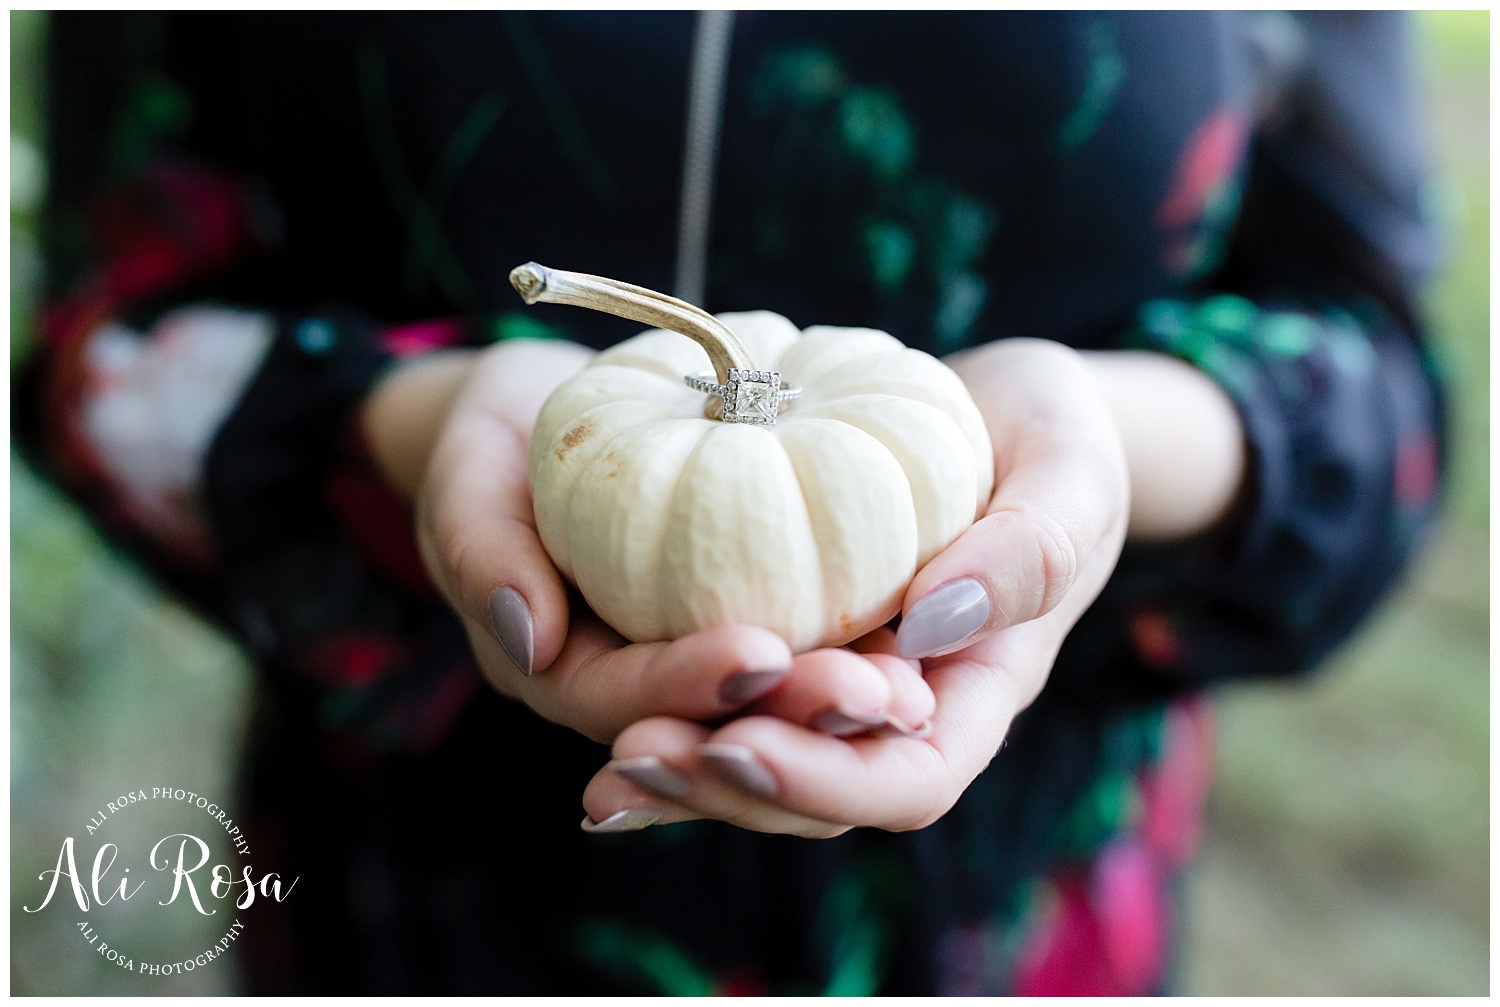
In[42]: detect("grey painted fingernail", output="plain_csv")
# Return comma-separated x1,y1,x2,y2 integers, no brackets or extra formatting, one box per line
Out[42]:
896,578,991,659
610,757,692,800
719,667,789,706
580,809,661,834
811,706,887,737
487,586,534,676
698,744,779,798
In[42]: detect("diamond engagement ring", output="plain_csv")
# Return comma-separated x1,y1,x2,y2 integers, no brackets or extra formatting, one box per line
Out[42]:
684,369,802,425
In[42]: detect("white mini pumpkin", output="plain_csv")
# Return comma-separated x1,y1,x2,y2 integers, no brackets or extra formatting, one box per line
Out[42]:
514,264,994,652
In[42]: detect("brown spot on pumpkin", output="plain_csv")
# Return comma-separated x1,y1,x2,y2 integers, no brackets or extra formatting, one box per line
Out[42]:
555,422,592,461
838,612,855,635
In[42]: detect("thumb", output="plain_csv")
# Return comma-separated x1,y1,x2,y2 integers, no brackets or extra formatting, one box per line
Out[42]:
897,345,1128,660
418,405,571,682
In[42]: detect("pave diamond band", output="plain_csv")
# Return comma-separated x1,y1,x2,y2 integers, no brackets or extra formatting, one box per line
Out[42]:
684,369,802,425
682,370,803,400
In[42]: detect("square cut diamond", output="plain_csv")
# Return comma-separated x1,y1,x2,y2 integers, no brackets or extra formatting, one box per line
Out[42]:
725,369,780,425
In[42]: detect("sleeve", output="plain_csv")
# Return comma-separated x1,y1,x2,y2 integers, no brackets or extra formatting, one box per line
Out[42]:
1047,12,1447,707
16,13,485,752
19,144,415,587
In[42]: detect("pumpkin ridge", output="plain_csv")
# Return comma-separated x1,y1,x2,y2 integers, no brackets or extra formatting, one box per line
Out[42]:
585,361,690,396
534,399,677,578
771,427,827,646
804,394,976,566
805,351,993,512
657,435,705,642
592,335,713,385
776,418,916,648
776,326,904,386
663,424,824,647
568,417,705,642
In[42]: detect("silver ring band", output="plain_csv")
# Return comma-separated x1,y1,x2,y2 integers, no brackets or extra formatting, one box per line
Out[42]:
684,370,802,401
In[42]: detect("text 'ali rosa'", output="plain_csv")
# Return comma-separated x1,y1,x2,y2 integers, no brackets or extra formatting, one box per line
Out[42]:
23,787,298,916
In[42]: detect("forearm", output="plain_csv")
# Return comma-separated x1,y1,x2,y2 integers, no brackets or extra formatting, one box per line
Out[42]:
1082,350,1247,543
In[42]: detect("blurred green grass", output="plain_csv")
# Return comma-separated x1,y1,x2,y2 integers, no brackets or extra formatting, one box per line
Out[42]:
10,11,252,994
8,10,1489,995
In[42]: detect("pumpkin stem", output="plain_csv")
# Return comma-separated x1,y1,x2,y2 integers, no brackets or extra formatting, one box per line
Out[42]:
509,262,754,385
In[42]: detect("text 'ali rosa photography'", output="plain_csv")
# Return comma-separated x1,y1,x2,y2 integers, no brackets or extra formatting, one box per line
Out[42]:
21,786,298,977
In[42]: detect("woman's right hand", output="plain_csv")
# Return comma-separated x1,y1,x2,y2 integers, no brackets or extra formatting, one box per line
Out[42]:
364,337,929,745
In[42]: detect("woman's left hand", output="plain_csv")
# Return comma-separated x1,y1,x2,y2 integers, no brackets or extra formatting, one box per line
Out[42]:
578,339,1132,836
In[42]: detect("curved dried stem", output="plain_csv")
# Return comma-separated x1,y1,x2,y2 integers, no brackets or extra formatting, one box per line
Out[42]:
509,262,753,384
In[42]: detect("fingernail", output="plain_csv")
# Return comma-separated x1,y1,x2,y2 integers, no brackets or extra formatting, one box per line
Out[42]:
810,706,887,737
698,744,779,798
610,756,692,800
896,578,990,659
718,667,789,706
580,809,661,834
878,715,934,740
487,586,534,676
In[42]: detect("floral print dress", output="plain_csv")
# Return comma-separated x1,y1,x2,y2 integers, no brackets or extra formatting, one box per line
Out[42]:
20,12,1443,994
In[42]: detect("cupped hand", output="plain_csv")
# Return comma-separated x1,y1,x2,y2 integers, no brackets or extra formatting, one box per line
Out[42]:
579,339,1131,834
395,338,925,744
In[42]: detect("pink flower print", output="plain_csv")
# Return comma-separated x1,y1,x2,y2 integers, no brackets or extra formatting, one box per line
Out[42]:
1011,846,1173,995
1140,697,1216,867
1157,107,1250,276
712,968,768,996
380,318,466,357
1393,433,1439,509
1156,107,1250,229
1014,873,1121,996
300,633,410,688
1128,607,1185,669
1091,837,1170,994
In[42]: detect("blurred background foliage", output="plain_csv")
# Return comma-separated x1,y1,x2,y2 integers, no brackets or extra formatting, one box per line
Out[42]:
1179,10,1490,995
10,10,250,995
8,10,1488,995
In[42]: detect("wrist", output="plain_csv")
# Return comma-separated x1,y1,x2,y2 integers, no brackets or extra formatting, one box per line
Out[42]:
1082,350,1247,541
368,338,597,502
360,349,478,500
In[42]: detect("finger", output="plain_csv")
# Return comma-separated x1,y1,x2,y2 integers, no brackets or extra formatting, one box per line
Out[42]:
419,406,570,679
579,743,704,834
845,626,935,732
696,716,952,832
912,526,1128,721
585,717,852,838
898,342,1128,659
744,648,893,736
847,624,921,675
746,646,934,738
699,635,1046,831
500,619,793,743
868,655,936,738
597,601,1084,836
591,629,1052,835
846,624,905,658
